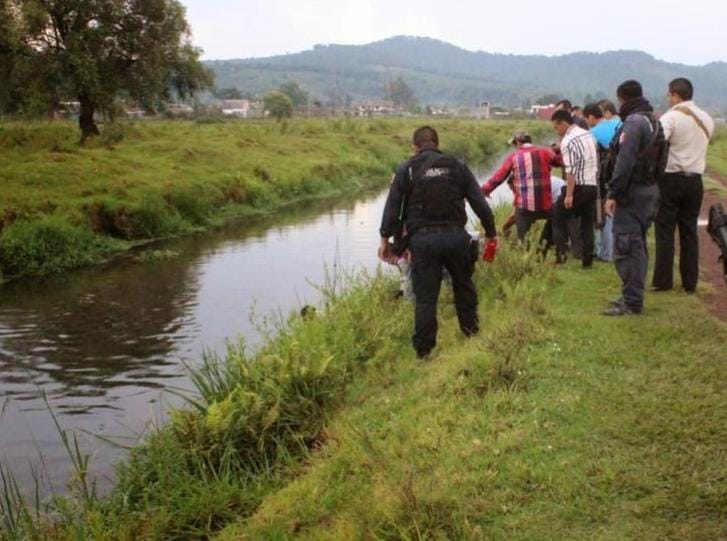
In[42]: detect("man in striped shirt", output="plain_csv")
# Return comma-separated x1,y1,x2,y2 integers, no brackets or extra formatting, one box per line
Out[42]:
482,130,563,240
551,109,599,267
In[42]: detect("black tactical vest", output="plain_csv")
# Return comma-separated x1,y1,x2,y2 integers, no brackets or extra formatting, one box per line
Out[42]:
404,151,467,231
611,112,669,186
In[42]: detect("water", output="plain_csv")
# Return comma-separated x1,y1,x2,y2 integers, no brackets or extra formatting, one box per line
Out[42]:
0,182,513,496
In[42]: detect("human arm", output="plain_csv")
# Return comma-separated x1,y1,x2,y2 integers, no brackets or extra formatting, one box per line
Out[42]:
378,166,408,262
481,154,513,197
564,173,576,209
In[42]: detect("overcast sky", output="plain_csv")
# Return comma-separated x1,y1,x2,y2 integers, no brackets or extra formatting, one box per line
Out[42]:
181,0,725,66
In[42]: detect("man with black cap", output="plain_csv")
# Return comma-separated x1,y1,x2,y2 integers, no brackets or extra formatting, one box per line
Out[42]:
378,126,497,359
482,129,563,240
603,80,665,315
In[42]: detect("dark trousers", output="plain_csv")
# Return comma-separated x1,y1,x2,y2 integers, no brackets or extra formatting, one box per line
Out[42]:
553,185,598,267
613,184,659,311
652,173,703,292
409,229,478,355
515,209,551,242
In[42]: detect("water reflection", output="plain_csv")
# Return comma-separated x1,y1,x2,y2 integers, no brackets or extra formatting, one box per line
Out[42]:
0,179,513,495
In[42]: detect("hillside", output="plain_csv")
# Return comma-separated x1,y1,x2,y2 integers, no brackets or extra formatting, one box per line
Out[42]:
206,36,727,112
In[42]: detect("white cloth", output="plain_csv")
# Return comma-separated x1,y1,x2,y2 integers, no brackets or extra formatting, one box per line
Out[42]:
550,176,566,205
560,124,599,187
660,100,714,175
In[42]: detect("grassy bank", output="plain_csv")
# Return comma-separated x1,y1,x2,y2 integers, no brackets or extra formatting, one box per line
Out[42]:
3,227,727,540
0,118,548,281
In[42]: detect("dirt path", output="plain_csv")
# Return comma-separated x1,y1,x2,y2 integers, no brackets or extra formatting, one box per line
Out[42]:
698,169,727,320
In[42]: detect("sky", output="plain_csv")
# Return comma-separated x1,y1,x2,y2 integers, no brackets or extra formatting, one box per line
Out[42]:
181,0,726,66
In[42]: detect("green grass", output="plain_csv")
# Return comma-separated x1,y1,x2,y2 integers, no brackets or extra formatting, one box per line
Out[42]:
707,124,727,177
215,258,727,540
0,118,546,280
4,230,727,540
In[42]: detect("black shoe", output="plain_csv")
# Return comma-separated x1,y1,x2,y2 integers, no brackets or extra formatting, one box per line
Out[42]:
650,286,671,292
416,349,432,360
603,304,641,316
683,287,696,294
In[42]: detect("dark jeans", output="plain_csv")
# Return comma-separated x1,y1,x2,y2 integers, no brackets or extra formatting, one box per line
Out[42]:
613,184,659,312
553,185,598,266
409,228,478,355
515,209,551,241
652,173,703,292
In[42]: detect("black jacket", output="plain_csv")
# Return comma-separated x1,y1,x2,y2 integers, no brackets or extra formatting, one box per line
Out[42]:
607,97,662,202
379,149,496,238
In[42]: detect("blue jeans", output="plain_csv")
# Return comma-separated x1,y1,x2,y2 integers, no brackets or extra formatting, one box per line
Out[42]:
597,216,614,261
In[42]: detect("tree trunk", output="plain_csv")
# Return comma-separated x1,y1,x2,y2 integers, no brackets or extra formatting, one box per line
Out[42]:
79,95,99,141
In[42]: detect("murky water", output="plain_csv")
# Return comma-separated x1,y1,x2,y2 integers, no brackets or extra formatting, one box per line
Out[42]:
0,182,513,496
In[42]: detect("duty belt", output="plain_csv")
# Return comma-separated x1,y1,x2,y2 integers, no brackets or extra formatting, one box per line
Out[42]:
414,224,463,235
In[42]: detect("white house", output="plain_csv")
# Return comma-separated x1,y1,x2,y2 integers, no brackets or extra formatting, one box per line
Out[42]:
221,99,251,118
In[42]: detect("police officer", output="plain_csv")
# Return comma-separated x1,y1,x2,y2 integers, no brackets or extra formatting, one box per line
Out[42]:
378,126,497,358
603,80,664,316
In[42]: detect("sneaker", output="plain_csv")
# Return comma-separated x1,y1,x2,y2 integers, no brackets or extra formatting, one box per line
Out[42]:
607,297,625,308
603,304,641,316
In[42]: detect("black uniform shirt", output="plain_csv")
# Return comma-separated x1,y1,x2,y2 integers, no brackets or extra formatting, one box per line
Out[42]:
379,149,496,238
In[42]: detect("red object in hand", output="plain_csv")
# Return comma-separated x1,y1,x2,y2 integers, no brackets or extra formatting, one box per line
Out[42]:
482,238,498,262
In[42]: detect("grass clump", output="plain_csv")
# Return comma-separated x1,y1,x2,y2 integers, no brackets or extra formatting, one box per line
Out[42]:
0,217,121,278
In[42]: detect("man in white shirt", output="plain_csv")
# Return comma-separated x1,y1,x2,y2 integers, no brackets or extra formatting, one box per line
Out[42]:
652,78,715,293
551,109,600,267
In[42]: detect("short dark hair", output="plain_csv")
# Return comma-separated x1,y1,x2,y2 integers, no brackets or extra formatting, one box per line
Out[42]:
617,80,643,101
668,77,694,101
551,109,573,124
555,99,573,111
413,126,439,149
583,103,603,119
598,99,618,115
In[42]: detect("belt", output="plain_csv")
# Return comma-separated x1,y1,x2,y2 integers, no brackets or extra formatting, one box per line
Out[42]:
665,171,702,179
414,224,463,235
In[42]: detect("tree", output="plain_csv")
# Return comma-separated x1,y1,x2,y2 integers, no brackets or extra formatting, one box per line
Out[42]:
263,90,293,121
214,87,244,100
278,80,308,108
17,0,213,140
384,76,418,110
0,1,24,114
534,93,561,106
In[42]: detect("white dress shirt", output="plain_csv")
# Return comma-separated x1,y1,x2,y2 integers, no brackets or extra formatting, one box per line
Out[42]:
660,100,714,175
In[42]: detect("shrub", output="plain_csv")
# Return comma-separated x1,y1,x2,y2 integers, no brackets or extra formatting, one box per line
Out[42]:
0,217,119,278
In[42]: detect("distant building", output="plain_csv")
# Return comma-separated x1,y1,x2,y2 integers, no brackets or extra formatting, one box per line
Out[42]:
356,100,398,117
166,103,194,116
221,99,251,118
531,104,557,120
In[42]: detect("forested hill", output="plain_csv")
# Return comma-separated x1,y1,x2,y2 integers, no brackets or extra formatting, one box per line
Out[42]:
206,36,727,113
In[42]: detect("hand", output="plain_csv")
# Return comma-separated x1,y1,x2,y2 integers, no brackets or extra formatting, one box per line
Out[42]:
564,194,574,209
378,238,398,265
604,198,617,217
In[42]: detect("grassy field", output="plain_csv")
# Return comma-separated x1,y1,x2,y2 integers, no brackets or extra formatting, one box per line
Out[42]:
3,119,726,540
3,228,727,540
0,118,548,281
707,124,727,177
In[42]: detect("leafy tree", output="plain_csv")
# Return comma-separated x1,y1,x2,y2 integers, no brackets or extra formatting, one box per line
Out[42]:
16,0,213,140
263,90,293,121
0,0,24,114
215,87,244,100
384,76,418,110
279,80,308,108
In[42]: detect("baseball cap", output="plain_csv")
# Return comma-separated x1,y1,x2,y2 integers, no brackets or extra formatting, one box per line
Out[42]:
508,129,530,145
